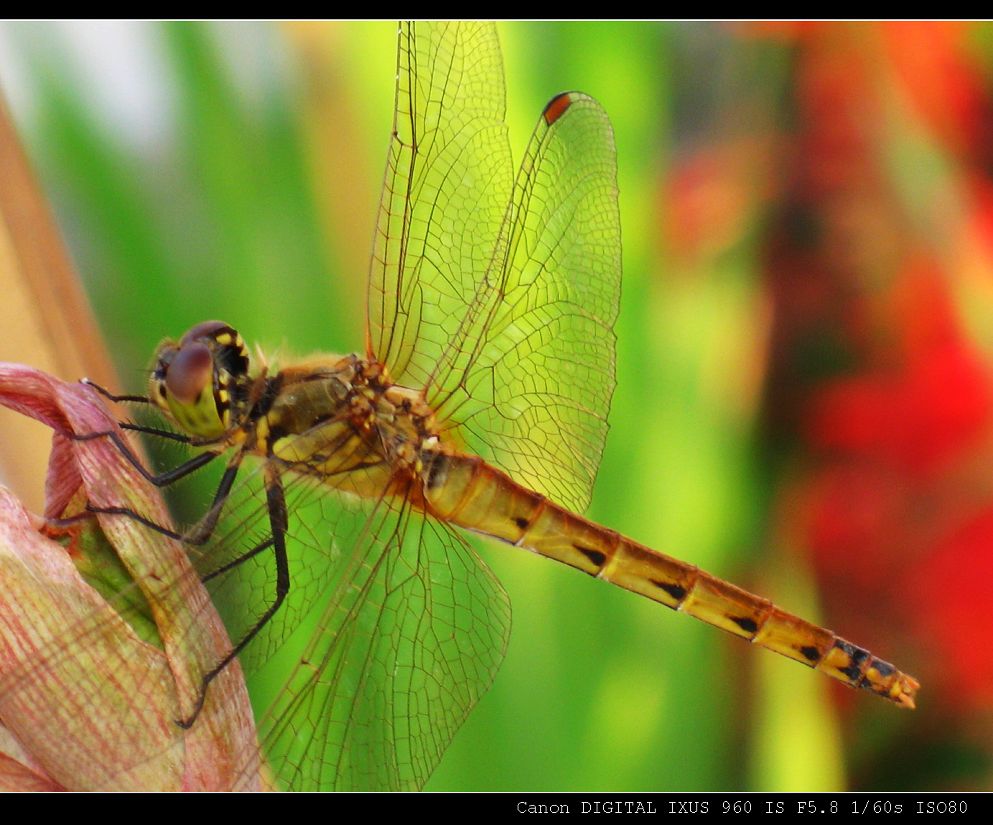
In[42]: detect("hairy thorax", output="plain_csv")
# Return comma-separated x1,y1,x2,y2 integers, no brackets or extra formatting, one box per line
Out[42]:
249,354,443,501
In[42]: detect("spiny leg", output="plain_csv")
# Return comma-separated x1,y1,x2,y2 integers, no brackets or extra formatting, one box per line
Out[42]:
82,381,291,726
87,454,242,546
77,379,222,477
74,426,221,487
120,422,196,445
176,467,290,729
81,419,289,727
83,378,205,446
79,380,281,724
54,409,222,538
75,380,237,536
81,377,153,406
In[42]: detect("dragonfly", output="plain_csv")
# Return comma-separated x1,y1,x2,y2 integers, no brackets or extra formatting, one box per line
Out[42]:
8,21,918,791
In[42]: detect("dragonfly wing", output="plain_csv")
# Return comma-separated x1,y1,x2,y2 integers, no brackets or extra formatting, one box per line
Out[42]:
245,485,511,791
432,93,622,513
367,21,513,387
170,441,511,790
366,21,621,513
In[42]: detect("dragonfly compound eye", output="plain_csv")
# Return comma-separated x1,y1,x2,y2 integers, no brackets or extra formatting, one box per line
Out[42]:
166,342,213,405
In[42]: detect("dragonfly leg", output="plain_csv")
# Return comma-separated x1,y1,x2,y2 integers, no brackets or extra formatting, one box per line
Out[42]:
73,427,221,487
86,456,241,548
200,536,275,583
176,472,290,729
183,459,242,544
120,421,195,445
84,378,205,445
81,377,153,406
84,375,227,450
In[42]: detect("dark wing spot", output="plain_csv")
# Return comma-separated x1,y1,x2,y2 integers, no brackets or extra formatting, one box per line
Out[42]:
574,545,606,568
800,645,822,663
514,516,529,529
651,580,687,603
543,92,572,125
731,616,759,635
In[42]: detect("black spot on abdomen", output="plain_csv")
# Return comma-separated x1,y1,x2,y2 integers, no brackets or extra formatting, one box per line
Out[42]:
871,659,895,677
651,580,687,603
731,616,758,635
574,545,606,568
833,640,869,682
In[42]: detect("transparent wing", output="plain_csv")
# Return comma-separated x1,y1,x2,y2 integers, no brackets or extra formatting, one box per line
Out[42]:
4,19,619,792
253,488,510,791
432,93,621,512
367,21,513,387
367,21,621,512
143,442,512,790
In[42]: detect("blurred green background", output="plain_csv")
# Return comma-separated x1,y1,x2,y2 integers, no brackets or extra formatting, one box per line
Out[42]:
2,21,991,791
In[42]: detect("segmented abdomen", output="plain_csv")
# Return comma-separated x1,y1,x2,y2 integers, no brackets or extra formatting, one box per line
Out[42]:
422,450,918,708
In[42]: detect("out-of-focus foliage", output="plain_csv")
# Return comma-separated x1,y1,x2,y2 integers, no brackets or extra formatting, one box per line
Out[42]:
1,21,991,790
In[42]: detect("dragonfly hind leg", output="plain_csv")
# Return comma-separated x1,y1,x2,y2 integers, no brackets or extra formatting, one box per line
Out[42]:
176,471,290,728
72,391,235,541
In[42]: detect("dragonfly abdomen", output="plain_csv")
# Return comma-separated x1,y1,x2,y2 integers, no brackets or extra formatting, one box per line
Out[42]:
423,450,919,709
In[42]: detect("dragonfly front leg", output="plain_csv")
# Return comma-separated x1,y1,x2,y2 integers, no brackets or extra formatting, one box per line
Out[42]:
80,376,220,464
81,377,154,406
51,424,224,541
74,380,250,541
81,375,223,456
74,426,220,487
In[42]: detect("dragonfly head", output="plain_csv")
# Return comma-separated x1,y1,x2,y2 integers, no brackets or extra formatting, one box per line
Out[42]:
150,321,252,440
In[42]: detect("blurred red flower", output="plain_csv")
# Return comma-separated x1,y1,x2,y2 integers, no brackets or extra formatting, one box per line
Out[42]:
759,23,993,718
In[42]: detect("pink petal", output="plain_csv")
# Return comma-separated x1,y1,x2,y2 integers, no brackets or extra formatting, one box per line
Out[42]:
0,364,260,790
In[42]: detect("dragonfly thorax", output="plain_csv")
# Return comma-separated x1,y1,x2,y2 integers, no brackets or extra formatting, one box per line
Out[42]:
253,353,443,498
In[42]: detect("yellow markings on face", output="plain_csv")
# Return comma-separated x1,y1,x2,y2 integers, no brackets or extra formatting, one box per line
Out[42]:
165,383,227,440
